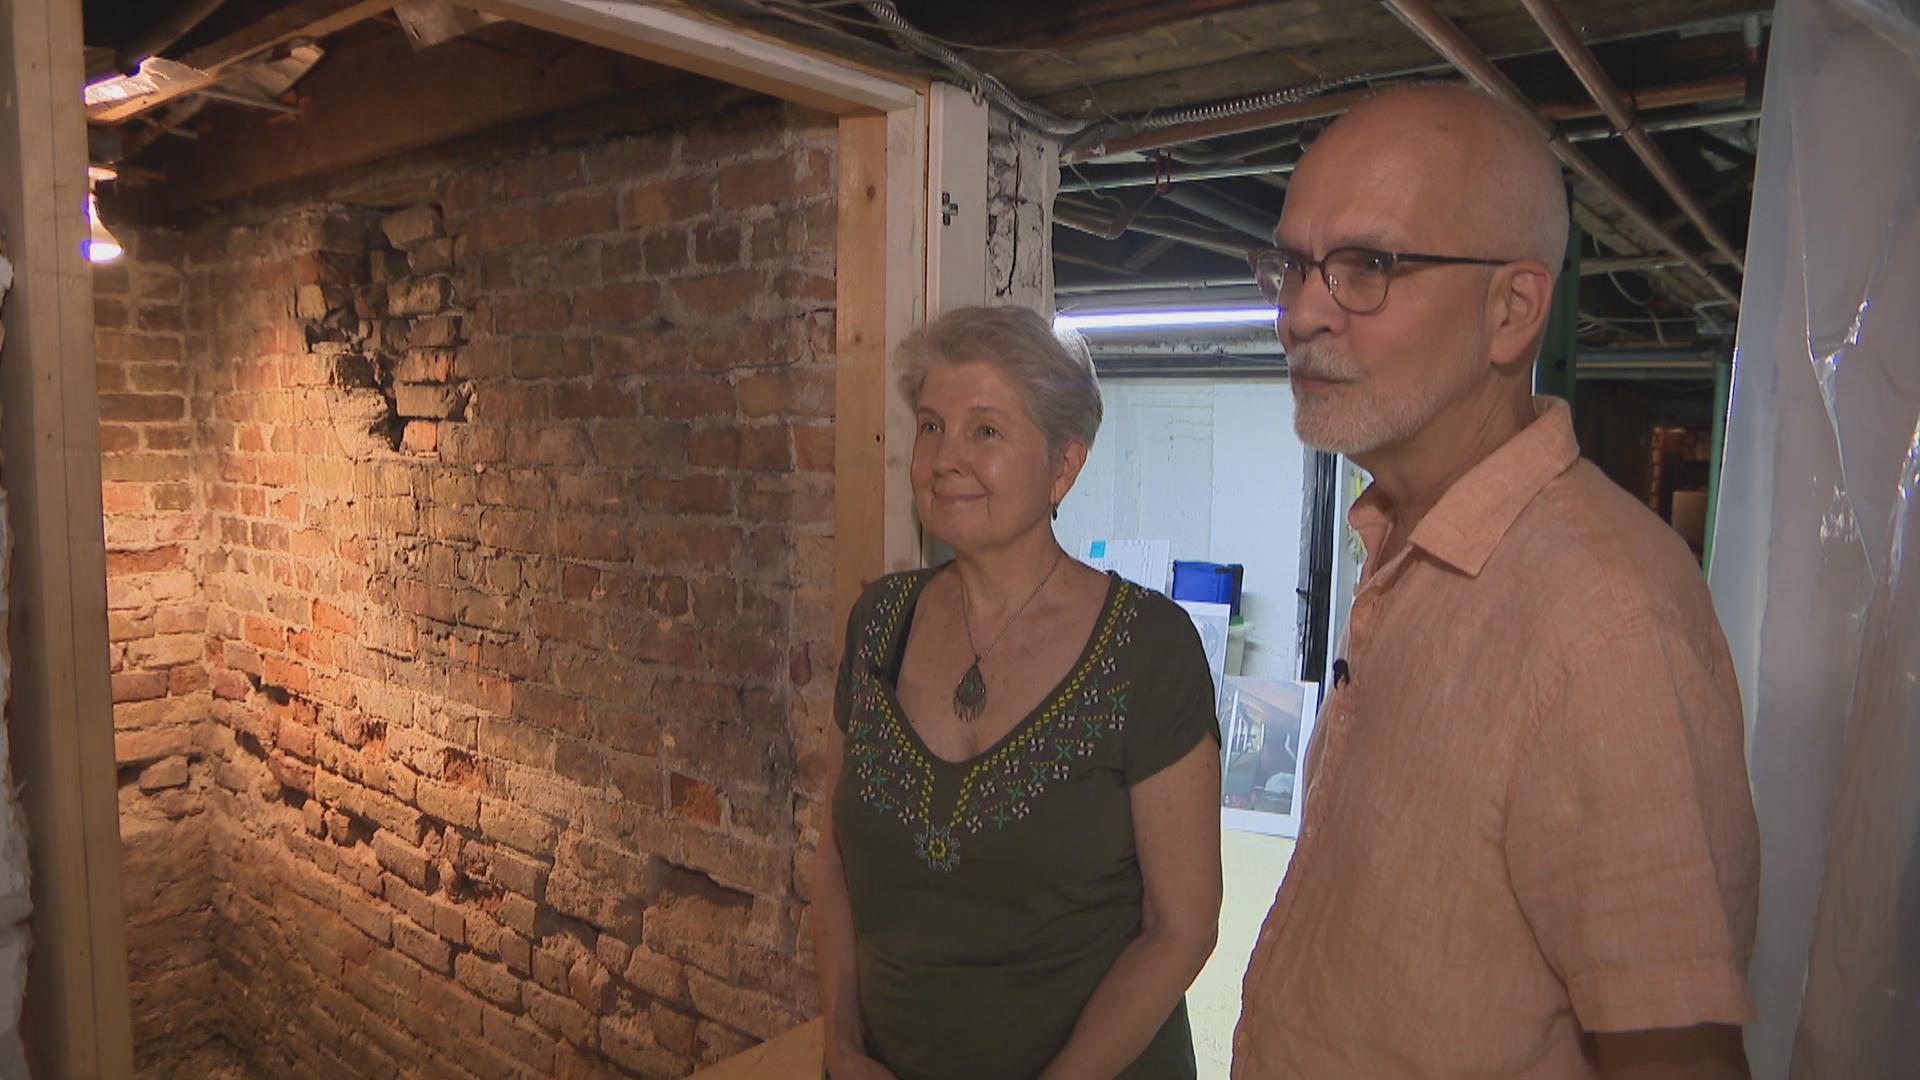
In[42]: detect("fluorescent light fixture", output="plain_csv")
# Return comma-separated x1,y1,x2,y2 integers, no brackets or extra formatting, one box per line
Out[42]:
85,192,123,264
1053,307,1276,332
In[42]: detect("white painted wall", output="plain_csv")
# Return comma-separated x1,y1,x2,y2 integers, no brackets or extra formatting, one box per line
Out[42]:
1056,376,1312,1078
1058,378,1309,679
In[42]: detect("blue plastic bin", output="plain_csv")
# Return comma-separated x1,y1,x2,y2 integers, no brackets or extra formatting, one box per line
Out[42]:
1170,560,1244,616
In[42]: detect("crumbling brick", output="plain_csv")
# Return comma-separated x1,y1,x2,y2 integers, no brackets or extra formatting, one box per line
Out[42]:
98,93,842,1078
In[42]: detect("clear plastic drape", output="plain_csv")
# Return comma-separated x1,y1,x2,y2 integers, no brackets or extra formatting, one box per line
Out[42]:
1707,1,1920,1076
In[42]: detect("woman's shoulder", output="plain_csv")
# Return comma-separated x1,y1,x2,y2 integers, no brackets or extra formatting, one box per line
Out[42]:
1112,576,1205,642
844,566,939,636
854,566,939,610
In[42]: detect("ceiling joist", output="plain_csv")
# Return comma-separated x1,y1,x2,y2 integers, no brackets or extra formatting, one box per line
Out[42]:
87,0,392,123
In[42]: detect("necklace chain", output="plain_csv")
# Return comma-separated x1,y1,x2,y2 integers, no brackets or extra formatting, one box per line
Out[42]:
952,552,1064,723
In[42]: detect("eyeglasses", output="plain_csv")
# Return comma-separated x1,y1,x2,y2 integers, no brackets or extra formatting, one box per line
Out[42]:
1246,245,1513,316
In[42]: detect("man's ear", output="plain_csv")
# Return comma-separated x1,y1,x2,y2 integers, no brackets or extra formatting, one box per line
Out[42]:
1486,260,1556,368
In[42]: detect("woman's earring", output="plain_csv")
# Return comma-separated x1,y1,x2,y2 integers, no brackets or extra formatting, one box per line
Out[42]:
1051,503,1060,521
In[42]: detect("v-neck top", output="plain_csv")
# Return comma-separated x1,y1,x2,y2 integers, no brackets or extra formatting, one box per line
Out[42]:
832,567,1219,1080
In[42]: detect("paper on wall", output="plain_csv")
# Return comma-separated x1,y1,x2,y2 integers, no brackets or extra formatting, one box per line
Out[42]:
1081,538,1172,593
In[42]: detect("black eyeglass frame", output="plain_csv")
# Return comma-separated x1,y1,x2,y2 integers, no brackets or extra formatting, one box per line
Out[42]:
1246,245,1514,315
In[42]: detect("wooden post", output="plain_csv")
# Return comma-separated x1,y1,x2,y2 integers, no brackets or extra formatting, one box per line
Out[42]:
0,0,136,1074
835,112,892,637
833,101,928,640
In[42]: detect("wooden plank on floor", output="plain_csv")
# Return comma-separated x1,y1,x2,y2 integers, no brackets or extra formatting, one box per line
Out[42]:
690,1018,824,1080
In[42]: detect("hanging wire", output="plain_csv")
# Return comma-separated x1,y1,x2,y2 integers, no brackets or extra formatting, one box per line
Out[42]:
1607,270,1657,307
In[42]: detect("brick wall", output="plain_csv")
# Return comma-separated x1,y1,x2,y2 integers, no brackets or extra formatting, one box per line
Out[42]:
102,93,842,1077
94,228,230,1074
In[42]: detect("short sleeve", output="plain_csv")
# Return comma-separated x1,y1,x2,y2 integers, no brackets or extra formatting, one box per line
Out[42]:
1505,620,1759,1033
1122,593,1224,786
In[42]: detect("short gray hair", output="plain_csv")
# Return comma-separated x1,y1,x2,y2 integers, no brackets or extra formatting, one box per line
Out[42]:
896,305,1102,458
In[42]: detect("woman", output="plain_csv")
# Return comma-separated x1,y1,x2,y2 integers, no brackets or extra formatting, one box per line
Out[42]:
814,305,1223,1079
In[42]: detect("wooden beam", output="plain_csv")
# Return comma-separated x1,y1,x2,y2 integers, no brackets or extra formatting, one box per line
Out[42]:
833,93,929,646
154,22,682,212
468,0,922,116
1572,195,1719,309
86,0,392,122
1536,74,1747,121
1012,0,1770,117
913,0,1265,52
0,0,135,1073
881,101,928,574
835,113,891,640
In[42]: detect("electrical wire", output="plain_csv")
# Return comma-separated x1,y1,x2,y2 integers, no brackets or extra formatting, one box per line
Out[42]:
1131,72,1373,131
756,0,1126,124
1607,270,1657,307
757,1,1370,148
855,0,1089,134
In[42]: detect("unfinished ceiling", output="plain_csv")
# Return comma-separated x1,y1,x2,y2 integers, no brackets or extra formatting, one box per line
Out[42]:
81,0,1769,380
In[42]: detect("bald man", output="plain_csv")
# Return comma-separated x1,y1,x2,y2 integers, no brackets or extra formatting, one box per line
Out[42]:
1232,86,1759,1078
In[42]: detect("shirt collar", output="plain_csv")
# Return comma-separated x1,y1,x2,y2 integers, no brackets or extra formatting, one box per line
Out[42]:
1348,396,1581,578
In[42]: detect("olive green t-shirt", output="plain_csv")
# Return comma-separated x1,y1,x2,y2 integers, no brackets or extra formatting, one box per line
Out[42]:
832,568,1220,1080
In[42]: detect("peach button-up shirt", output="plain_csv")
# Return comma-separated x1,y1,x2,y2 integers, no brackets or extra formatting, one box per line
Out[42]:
1233,398,1758,1078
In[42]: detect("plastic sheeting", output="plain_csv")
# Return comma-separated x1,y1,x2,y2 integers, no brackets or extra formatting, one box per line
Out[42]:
1707,1,1920,1076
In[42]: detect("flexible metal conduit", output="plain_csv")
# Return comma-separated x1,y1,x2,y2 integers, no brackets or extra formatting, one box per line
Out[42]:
857,0,1088,135
1132,73,1372,130
1518,0,1747,274
859,1,1368,150
1380,0,1740,308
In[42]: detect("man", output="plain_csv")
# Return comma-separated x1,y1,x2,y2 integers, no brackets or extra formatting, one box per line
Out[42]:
1232,85,1760,1078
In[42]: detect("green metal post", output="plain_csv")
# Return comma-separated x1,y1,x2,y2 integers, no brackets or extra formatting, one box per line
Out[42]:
1536,216,1583,411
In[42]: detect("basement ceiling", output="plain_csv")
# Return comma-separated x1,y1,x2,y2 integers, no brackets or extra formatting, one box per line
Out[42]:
81,0,1771,377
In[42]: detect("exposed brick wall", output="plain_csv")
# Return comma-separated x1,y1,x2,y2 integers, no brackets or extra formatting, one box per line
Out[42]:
94,228,228,1075
101,94,842,1077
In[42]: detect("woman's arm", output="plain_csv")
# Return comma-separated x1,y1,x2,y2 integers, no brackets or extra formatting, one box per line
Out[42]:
813,723,895,1079
1039,736,1224,1080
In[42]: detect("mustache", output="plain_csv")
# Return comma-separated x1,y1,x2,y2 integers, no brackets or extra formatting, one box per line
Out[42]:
1287,342,1362,383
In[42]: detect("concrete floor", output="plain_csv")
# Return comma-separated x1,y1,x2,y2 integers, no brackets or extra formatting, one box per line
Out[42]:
1188,829,1297,1080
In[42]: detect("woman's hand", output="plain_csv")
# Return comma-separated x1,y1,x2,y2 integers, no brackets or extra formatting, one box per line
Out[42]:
819,719,892,1080
1036,736,1224,1079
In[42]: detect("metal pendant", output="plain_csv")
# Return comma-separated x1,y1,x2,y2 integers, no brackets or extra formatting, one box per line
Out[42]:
952,660,988,723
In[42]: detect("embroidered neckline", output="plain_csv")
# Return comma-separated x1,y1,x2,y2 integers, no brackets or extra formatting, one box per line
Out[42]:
845,569,1139,871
